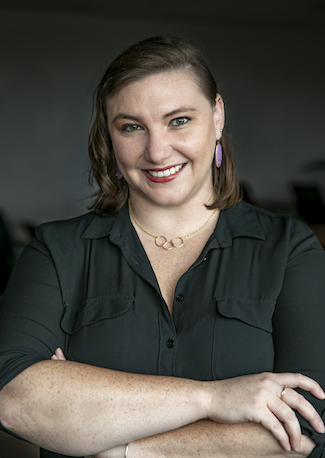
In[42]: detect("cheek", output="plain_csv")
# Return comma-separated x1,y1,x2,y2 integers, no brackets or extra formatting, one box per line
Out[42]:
110,135,130,160
191,134,215,161
113,141,142,170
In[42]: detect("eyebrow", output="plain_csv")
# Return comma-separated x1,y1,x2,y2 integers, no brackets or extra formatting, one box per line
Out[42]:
163,107,197,119
111,107,197,124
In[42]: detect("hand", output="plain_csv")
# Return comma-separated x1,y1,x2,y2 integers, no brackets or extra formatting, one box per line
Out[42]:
207,372,325,452
51,347,67,361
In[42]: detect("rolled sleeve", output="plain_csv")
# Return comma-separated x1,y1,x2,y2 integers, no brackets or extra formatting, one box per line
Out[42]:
0,237,66,395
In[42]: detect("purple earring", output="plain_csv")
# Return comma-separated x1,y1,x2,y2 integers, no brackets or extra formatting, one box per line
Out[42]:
115,165,122,179
215,141,222,168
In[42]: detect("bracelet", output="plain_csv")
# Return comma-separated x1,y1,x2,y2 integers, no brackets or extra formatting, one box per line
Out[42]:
124,444,129,458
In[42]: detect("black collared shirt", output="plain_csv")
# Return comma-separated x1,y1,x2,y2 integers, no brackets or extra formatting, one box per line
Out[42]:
1,201,325,457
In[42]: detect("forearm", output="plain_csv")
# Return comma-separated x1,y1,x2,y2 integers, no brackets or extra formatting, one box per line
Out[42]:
1,363,323,457
128,421,315,458
0,360,207,456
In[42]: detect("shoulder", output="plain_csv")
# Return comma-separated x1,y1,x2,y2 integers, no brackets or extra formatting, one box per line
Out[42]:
235,200,310,232
35,211,115,241
31,211,119,259
232,201,322,254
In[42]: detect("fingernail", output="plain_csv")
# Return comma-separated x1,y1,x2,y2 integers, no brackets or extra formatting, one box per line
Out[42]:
294,442,301,451
319,422,325,433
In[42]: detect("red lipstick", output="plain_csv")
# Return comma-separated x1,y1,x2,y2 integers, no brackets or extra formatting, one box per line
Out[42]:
142,164,186,183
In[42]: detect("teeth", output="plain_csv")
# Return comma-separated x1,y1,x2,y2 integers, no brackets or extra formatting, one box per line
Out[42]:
148,164,183,177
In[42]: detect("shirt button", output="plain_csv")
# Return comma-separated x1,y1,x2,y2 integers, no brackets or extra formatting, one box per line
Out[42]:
176,294,184,301
166,339,175,349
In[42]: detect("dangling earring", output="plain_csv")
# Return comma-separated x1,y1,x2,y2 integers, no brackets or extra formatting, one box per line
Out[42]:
215,128,223,168
215,141,222,168
115,165,122,179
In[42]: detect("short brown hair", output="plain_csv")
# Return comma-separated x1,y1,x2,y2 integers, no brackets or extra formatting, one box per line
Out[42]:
88,35,242,215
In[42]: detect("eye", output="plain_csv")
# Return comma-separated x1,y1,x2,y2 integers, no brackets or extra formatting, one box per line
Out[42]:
170,117,191,127
122,124,142,132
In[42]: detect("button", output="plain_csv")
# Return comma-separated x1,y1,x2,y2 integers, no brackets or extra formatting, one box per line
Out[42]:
166,339,175,349
176,294,184,301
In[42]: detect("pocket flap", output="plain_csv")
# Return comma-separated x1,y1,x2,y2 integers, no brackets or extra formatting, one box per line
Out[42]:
216,297,275,332
61,294,134,334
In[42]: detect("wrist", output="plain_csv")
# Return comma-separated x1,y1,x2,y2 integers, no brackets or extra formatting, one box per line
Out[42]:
199,380,217,420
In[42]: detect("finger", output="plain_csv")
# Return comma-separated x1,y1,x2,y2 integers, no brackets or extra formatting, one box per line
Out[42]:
51,348,67,361
268,396,302,451
258,408,292,452
276,373,325,399
282,388,325,434
55,347,67,360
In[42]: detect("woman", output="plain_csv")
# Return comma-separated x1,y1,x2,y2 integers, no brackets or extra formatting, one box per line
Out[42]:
0,35,325,458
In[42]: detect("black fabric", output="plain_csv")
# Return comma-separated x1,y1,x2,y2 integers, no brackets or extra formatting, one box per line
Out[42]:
0,211,15,293
0,201,324,457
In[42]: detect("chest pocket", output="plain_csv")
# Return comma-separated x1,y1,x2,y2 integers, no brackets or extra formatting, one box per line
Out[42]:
212,297,275,380
60,294,134,371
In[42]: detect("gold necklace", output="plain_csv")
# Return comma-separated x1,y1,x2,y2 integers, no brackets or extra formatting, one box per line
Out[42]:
128,199,218,251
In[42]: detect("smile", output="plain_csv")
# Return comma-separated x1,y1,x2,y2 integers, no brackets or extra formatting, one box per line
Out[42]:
147,164,184,177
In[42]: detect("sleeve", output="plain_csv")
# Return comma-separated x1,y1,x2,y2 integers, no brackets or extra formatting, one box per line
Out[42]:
272,219,325,457
0,236,68,398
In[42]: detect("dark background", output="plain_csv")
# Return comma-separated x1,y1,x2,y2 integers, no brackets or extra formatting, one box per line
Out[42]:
0,0,325,454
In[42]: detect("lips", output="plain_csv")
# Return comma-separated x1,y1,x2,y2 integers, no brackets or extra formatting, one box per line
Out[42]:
143,163,186,183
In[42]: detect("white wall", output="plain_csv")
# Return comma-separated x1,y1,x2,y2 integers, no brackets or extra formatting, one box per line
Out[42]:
1,7,324,225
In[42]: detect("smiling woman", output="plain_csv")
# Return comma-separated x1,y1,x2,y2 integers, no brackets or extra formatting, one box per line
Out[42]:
106,70,223,211
0,35,325,458
88,36,241,216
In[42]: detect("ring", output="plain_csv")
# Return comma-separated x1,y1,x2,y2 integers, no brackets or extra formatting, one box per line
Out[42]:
280,386,287,401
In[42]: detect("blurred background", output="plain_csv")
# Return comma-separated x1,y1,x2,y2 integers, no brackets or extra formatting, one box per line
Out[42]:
0,0,325,454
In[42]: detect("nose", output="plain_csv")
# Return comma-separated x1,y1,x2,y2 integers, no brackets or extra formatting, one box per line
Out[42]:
144,130,172,164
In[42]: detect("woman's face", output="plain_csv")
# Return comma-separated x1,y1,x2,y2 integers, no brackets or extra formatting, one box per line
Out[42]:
106,70,224,208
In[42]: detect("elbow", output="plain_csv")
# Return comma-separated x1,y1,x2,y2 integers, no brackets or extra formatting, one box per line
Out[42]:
0,379,31,434
0,361,52,433
0,388,19,431
0,387,27,432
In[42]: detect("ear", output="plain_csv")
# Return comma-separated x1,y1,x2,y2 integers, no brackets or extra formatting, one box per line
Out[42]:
213,94,225,139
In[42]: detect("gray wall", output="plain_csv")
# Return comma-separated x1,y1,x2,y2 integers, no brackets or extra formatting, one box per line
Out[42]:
1,7,324,227
0,6,324,454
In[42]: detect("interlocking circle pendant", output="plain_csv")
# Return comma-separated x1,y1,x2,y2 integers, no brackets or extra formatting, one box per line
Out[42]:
155,236,168,247
155,236,184,250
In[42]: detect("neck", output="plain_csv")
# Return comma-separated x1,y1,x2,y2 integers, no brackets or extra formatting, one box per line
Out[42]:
128,194,219,242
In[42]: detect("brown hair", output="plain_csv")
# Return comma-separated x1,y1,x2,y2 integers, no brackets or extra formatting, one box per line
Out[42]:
88,35,242,215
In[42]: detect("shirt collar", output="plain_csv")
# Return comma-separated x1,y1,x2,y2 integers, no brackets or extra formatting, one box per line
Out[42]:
81,201,266,248
81,205,131,241
213,200,266,248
